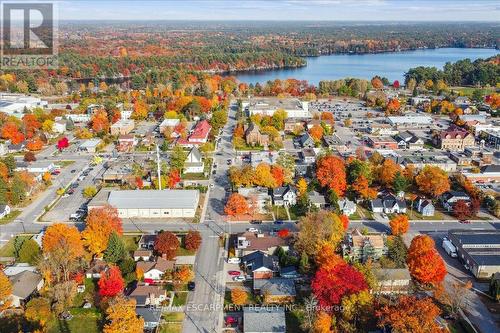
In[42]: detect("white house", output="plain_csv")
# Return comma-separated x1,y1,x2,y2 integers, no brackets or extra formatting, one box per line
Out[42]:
0,204,11,218
67,114,91,123
272,185,297,206
371,193,407,214
184,147,204,174
137,258,174,282
52,119,67,134
338,198,356,216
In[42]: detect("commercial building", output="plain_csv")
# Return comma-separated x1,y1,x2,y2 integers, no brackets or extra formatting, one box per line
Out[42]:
438,126,475,151
244,98,310,118
481,128,500,149
110,119,135,135
78,139,102,153
88,189,200,218
448,230,500,279
387,114,433,127
401,151,457,172
0,93,48,117
367,136,399,150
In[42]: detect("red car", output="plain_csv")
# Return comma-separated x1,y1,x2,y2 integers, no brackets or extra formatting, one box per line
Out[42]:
228,270,241,276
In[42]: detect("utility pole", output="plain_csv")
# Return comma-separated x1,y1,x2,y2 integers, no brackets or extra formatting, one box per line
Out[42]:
156,144,162,190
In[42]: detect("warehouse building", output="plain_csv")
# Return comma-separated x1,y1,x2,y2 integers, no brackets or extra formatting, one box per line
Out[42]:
448,229,500,279
88,189,199,218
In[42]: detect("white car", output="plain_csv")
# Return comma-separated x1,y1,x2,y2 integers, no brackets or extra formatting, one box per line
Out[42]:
227,257,241,264
233,276,245,282
247,227,259,233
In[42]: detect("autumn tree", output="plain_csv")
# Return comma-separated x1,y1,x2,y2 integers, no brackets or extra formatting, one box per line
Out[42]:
312,261,368,309
231,287,248,305
23,151,36,162
174,266,194,284
312,311,332,333
295,211,345,258
376,296,443,333
0,270,12,310
389,215,409,236
91,109,110,134
407,235,447,285
167,169,181,189
271,165,285,187
434,280,472,318
415,166,450,197
254,163,277,188
185,230,202,251
42,223,84,260
154,231,180,260
376,159,400,188
371,77,383,89
316,155,347,196
25,297,52,330
132,99,148,120
224,193,249,217
296,178,308,196
352,175,377,200
453,200,471,220
82,205,123,256
315,243,345,268
49,280,77,314
98,266,125,297
83,185,97,198
103,296,144,333
310,124,324,142
340,214,349,230
385,98,401,114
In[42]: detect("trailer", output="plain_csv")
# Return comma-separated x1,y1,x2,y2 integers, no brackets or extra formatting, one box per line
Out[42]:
442,238,457,258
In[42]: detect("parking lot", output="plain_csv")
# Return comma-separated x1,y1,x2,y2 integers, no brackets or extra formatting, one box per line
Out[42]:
43,163,106,222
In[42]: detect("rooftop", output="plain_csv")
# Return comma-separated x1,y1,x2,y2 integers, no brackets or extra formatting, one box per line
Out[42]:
243,307,286,333
448,229,500,248
108,190,199,209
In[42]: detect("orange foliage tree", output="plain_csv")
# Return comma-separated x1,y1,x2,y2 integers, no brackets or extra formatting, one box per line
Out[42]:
352,175,377,200
371,77,383,89
42,223,84,259
340,214,349,230
376,159,400,187
167,169,181,189
376,296,444,333
385,98,401,114
313,311,333,333
91,109,110,134
26,137,43,151
389,215,409,235
231,287,248,305
132,99,148,120
82,205,123,256
407,235,447,285
309,124,324,142
315,243,345,268
316,155,347,196
185,230,202,251
415,166,450,197
174,266,194,283
224,193,249,217
271,165,285,187
154,231,180,260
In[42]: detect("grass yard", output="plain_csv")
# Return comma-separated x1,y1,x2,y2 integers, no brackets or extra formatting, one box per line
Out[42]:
0,235,31,258
0,210,21,225
47,309,102,333
406,209,453,220
348,210,362,220
162,312,185,322
357,205,374,220
72,278,97,307
158,323,183,333
176,247,196,256
172,292,188,306
122,235,141,252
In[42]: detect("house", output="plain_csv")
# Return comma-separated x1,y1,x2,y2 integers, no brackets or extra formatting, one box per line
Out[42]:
308,191,326,209
0,143,8,156
7,142,25,153
279,266,300,279
253,278,296,303
367,136,399,150
395,131,424,150
139,234,158,250
53,119,67,134
373,268,412,294
88,189,200,218
129,284,168,307
20,161,56,174
136,257,175,282
78,138,102,153
241,251,279,279
136,307,162,331
8,270,44,307
243,306,286,333
299,148,316,163
294,163,312,178
237,187,271,213
177,120,211,147
110,119,135,135
438,126,475,151
414,198,435,216
3,263,38,276
184,147,204,174
236,232,288,257
338,198,356,216
0,204,11,218
440,191,470,212
371,193,407,214
284,119,306,133
85,259,108,279
117,134,137,152
342,229,388,262
245,122,269,147
67,113,91,123
271,185,297,206
448,229,500,279
133,250,152,261
298,133,315,148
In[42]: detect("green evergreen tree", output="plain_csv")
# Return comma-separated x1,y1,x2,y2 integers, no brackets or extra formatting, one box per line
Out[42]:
104,232,127,264
392,171,410,193
3,155,16,176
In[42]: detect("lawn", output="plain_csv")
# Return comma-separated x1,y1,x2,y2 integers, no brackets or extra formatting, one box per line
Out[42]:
122,235,141,252
47,309,102,333
158,323,182,333
172,292,188,306
72,278,97,308
0,210,21,225
406,209,453,220
162,312,185,322
357,205,374,220
0,235,31,258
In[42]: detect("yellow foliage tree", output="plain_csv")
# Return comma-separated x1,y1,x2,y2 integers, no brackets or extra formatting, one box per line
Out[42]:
296,178,308,196
231,288,248,305
0,270,12,310
103,296,144,333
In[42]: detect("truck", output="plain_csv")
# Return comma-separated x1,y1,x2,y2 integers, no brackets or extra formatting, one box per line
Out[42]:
442,237,457,258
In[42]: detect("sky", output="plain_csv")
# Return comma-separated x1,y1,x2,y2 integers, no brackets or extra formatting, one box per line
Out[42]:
56,0,500,21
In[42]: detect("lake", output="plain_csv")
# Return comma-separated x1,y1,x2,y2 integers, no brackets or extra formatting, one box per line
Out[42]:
233,48,499,85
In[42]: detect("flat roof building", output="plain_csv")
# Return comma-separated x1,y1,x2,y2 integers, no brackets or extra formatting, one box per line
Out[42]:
88,189,200,218
448,229,500,279
244,98,310,118
387,114,433,126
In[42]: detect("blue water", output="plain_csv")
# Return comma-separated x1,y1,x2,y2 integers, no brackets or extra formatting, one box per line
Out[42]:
234,48,499,85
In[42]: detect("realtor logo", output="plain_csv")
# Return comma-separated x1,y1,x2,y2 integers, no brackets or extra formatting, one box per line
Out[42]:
1,1,58,69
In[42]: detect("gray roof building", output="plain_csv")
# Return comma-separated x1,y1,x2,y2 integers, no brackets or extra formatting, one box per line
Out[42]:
243,307,286,333
253,278,296,297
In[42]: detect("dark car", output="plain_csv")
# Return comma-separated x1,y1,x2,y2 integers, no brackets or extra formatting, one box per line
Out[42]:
250,220,262,224
274,220,284,225
187,281,196,291
70,169,76,173
459,220,471,224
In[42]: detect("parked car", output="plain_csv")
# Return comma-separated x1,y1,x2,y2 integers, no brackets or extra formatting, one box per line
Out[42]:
187,282,196,291
227,257,241,264
233,276,245,282
274,220,284,225
459,220,471,224
250,220,262,224
247,227,259,233
70,169,76,173
228,271,241,276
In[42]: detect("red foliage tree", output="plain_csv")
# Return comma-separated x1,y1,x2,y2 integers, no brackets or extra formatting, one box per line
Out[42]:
312,262,368,309
407,235,447,285
453,200,471,220
316,155,347,196
271,165,285,187
185,230,202,251
393,80,400,89
167,169,181,189
340,214,349,230
57,137,69,151
154,231,180,260
98,266,125,297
